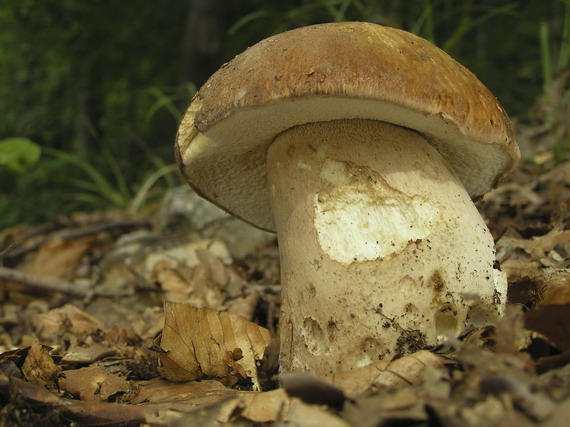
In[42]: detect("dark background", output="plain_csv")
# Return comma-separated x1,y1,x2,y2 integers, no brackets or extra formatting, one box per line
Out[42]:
0,0,568,227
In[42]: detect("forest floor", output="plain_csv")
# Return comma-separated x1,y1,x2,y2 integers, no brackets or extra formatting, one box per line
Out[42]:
0,131,569,425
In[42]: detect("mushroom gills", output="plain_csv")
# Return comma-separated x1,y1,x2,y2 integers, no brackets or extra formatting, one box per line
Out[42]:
267,119,506,375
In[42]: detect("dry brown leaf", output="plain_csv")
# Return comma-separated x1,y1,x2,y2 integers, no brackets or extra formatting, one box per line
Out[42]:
217,389,291,423
525,304,570,351
130,377,235,405
287,399,350,427
327,350,444,397
127,378,236,425
152,260,192,301
21,341,60,388
33,304,104,339
501,258,542,281
185,263,225,309
104,324,130,347
145,239,232,273
59,366,132,402
0,304,21,325
499,229,570,262
343,388,428,427
522,269,570,351
535,268,570,304
327,359,390,397
24,237,92,280
548,397,570,427
195,246,228,287
131,306,164,340
7,374,149,425
226,290,260,321
61,341,116,364
158,302,271,390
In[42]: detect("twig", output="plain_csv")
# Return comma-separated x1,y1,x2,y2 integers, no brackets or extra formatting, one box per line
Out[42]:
0,267,88,297
2,218,153,262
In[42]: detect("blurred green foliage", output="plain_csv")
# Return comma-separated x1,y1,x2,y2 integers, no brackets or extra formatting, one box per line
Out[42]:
0,138,41,173
0,0,568,228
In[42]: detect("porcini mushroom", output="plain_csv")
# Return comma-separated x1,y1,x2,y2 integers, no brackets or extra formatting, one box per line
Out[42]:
175,22,520,376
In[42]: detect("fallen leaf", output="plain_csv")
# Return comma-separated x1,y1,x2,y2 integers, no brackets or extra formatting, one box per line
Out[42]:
152,260,192,301
217,389,291,423
522,269,570,351
59,366,132,402
535,268,570,305
25,237,92,280
525,304,570,351
5,374,148,425
21,341,60,388
548,397,570,426
61,341,116,364
195,246,228,287
145,239,232,274
131,306,164,340
327,350,444,397
226,290,260,321
280,373,347,410
33,304,104,339
342,388,428,427
130,377,235,405
158,302,271,390
287,399,350,427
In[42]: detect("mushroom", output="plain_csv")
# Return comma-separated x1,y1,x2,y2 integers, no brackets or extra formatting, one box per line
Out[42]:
175,22,520,376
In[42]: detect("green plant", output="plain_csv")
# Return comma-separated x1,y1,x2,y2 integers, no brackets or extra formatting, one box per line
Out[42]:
144,83,197,129
539,0,570,88
536,1,570,163
0,137,41,173
42,148,180,212
553,135,570,163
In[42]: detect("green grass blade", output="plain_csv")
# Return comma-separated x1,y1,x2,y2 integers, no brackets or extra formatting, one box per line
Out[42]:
540,20,553,88
228,10,274,35
129,163,179,213
103,148,130,200
442,3,517,52
43,147,127,208
558,1,570,70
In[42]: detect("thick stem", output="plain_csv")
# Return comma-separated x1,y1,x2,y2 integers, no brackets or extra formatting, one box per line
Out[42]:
267,119,506,376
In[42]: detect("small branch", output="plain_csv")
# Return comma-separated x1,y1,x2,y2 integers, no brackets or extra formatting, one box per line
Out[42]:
2,218,153,262
0,267,88,297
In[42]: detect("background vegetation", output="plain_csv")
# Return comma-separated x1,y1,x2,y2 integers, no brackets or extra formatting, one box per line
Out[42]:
0,0,568,228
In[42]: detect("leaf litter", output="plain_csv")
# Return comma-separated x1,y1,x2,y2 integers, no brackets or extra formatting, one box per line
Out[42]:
0,125,569,425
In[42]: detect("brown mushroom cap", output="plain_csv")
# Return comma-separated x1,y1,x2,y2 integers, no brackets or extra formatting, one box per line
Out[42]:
176,22,519,232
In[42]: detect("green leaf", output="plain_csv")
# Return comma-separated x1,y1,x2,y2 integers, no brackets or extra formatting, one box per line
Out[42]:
0,137,42,173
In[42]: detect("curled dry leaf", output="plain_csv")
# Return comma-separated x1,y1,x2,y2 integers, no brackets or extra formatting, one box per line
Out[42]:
152,260,192,301
131,306,164,341
22,341,61,388
149,240,244,309
61,340,117,364
145,239,232,274
524,270,570,351
24,237,93,281
130,377,235,405
497,229,570,281
326,350,445,397
287,399,350,427
158,302,271,390
59,366,132,402
7,374,149,425
280,372,347,410
226,290,260,321
217,389,291,423
33,304,104,339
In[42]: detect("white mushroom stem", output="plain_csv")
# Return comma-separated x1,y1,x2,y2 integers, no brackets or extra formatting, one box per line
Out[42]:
266,119,506,376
